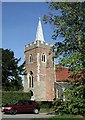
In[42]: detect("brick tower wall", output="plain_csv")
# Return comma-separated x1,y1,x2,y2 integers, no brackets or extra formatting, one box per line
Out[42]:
24,41,55,101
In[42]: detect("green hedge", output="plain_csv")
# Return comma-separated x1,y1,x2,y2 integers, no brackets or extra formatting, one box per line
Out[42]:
2,91,54,109
2,91,31,106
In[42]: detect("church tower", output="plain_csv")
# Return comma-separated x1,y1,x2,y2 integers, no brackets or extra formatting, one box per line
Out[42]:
24,18,55,101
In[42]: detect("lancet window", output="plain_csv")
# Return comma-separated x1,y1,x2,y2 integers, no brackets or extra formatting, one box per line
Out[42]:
29,71,34,88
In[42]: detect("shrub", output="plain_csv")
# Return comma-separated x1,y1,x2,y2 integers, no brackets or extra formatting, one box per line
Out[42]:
53,99,64,114
53,83,85,116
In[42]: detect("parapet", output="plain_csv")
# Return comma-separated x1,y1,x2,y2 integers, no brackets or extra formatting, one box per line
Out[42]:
24,40,53,52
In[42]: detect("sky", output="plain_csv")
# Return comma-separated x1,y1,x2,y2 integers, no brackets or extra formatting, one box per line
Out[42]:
2,2,60,65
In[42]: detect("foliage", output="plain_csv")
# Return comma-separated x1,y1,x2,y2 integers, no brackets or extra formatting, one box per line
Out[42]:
53,82,85,115
2,91,31,106
53,99,64,115
2,48,26,91
0,48,2,86
44,2,85,81
44,2,85,115
64,82,85,115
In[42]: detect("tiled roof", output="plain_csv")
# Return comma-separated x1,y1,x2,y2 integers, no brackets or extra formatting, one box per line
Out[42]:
56,66,82,82
56,66,71,82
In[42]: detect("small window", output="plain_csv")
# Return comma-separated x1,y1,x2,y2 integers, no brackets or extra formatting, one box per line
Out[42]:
56,89,59,99
41,53,46,62
29,54,33,63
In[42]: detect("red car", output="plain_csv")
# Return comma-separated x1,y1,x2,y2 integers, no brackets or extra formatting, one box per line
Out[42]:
2,100,40,115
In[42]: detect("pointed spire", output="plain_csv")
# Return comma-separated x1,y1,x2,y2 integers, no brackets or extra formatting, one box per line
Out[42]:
35,17,45,42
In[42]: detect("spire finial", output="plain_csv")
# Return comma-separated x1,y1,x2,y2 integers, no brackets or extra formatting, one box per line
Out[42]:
35,17,45,42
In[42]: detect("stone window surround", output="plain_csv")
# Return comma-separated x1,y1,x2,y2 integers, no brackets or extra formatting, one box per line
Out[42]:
41,53,46,63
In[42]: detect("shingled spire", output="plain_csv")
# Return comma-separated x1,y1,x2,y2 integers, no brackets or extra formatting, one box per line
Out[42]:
35,17,45,42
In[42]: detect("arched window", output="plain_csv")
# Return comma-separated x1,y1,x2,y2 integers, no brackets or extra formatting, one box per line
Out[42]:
29,54,33,63
29,71,34,88
41,53,46,62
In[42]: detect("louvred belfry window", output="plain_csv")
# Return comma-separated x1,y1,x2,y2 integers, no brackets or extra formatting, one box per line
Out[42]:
42,53,46,62
29,54,33,63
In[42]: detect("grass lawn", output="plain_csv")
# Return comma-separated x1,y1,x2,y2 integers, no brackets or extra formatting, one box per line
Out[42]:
40,108,54,113
32,114,85,120
51,114,84,119
40,108,85,120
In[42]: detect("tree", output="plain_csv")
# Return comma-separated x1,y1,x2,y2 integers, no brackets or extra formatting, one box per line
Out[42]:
2,48,26,91
44,2,85,80
0,48,2,87
44,2,85,115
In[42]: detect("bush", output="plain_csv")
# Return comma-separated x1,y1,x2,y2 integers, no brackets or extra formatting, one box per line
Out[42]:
53,97,85,115
53,82,85,116
2,91,31,106
53,99,64,115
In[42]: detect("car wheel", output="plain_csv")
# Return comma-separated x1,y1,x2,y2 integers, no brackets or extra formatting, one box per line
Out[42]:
10,108,17,115
33,108,39,114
